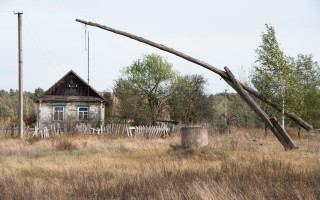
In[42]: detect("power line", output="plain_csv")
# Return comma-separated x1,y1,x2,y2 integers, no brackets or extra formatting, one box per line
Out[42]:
23,14,64,74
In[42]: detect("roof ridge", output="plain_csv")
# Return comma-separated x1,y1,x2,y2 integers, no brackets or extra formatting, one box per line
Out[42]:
35,70,107,103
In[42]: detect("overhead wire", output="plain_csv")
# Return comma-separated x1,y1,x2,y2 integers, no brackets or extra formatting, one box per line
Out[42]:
24,13,64,74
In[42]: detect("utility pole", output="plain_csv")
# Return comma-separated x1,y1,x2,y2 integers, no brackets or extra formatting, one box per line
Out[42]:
87,31,90,89
87,31,90,108
15,11,23,138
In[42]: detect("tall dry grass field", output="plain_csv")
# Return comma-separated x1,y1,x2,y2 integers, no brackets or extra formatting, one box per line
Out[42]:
0,128,319,199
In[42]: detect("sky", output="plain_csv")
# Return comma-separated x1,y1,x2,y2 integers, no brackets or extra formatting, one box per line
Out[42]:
0,0,319,95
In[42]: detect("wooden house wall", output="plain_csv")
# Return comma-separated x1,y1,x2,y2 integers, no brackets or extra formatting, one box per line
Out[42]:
45,74,100,97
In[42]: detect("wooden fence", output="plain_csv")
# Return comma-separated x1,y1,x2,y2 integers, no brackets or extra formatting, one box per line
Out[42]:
0,122,34,137
0,123,15,137
32,123,179,138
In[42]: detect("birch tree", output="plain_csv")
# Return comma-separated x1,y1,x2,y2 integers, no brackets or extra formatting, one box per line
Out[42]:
251,24,302,128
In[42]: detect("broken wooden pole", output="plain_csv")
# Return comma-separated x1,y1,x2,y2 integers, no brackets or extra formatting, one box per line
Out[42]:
75,19,313,132
270,118,297,149
224,67,296,150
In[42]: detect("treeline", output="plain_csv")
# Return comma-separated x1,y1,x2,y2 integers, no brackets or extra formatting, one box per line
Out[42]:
0,88,44,124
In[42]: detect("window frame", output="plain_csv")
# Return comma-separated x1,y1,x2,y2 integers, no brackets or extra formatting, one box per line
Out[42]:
52,105,65,122
77,105,90,121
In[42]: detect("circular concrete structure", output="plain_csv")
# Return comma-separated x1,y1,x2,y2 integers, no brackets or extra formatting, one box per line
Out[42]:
181,126,208,148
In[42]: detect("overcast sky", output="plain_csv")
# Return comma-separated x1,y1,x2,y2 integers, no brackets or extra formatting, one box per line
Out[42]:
1,0,319,95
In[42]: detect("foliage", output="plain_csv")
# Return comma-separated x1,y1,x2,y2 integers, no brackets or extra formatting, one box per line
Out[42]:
30,87,44,101
0,104,14,119
250,24,320,128
169,74,213,124
251,24,303,127
0,88,44,123
113,54,175,125
295,54,320,127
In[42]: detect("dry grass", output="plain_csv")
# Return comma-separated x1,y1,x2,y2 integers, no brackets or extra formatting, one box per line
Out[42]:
0,128,319,199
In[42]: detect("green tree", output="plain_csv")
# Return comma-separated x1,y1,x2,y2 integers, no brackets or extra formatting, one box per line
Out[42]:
0,89,41,123
0,104,14,119
295,54,320,127
169,74,213,124
251,24,302,128
296,54,320,88
113,54,175,125
31,88,44,101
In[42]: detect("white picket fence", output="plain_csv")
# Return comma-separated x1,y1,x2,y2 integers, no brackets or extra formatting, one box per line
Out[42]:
33,123,175,138
33,124,68,138
132,125,170,137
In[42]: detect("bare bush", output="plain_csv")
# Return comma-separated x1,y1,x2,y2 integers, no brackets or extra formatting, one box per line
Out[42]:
56,140,78,151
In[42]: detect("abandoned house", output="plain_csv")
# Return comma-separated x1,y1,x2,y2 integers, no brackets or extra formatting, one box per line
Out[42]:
35,70,107,128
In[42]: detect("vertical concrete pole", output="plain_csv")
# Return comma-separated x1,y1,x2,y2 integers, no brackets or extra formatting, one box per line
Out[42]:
15,11,24,138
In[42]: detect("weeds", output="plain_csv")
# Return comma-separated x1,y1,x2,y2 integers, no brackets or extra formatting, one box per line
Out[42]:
26,136,41,144
56,140,78,151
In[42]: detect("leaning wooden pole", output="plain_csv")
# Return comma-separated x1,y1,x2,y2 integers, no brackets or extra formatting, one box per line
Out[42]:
224,67,296,150
75,19,312,131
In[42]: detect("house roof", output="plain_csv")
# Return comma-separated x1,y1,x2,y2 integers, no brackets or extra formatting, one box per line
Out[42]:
35,70,107,103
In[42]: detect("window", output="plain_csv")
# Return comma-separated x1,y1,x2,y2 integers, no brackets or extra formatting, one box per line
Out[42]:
53,106,64,121
78,106,89,121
